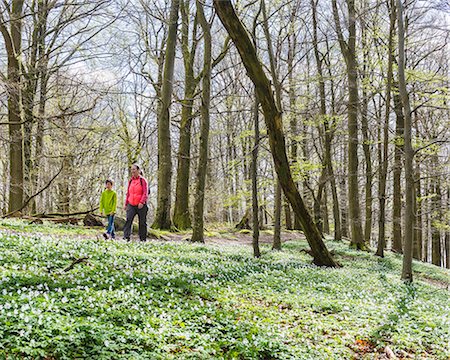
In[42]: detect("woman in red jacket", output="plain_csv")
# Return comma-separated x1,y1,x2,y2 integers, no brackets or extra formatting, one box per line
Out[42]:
123,164,149,241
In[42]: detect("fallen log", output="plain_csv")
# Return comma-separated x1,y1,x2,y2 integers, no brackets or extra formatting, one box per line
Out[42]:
83,213,104,227
34,208,98,218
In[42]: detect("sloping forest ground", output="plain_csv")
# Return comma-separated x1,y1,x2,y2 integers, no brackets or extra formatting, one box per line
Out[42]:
0,219,448,359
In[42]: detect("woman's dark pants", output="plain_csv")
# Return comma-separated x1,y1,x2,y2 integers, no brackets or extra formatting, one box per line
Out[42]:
123,204,148,241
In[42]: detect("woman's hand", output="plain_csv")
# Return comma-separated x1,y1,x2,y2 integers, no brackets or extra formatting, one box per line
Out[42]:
138,203,143,209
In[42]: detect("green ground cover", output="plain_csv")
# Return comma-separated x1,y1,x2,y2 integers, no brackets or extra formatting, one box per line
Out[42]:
0,219,448,359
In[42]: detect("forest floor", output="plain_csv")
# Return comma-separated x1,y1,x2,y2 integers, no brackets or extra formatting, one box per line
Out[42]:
0,218,448,359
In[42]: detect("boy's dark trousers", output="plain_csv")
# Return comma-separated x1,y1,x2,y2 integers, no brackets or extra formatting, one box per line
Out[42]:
123,204,148,241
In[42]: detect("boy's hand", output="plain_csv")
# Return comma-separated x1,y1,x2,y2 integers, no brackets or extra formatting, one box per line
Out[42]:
138,203,143,209
123,204,127,211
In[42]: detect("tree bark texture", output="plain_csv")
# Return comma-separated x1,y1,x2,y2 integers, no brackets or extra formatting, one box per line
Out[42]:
153,0,180,230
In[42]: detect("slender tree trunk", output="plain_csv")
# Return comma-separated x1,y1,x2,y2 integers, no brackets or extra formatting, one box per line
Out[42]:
445,231,450,269
287,11,302,231
322,187,330,235
431,172,442,266
398,0,414,282
392,86,404,253
213,0,338,267
445,189,450,268
252,93,261,256
361,18,373,245
32,70,48,214
284,197,293,230
191,0,211,243
261,0,283,249
153,0,180,230
340,147,349,238
376,0,395,257
250,5,261,257
424,176,430,262
413,162,422,260
323,37,342,240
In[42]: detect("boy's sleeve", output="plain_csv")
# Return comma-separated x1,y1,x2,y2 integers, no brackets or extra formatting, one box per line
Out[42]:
99,192,104,213
112,192,117,213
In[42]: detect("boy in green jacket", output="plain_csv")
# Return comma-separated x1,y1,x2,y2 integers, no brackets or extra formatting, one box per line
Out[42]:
99,179,117,239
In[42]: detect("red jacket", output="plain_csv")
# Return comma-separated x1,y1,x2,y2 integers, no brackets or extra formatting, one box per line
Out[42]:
125,176,148,206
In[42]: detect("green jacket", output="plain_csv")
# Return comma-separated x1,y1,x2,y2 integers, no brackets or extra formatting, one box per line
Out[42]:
99,189,117,215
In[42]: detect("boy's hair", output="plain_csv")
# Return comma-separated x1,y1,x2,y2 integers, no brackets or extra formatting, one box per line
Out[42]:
105,179,113,185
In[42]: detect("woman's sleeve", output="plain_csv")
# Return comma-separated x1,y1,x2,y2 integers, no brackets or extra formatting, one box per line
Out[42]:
140,177,149,204
124,180,129,207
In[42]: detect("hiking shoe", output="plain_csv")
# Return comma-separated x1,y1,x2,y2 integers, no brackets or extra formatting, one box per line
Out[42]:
103,233,108,240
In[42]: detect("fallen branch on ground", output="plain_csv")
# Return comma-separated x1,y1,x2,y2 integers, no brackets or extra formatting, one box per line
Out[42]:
61,257,89,273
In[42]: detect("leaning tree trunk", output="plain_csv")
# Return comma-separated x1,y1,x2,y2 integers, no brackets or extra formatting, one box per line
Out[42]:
213,0,338,267
191,0,211,243
152,0,180,230
397,0,414,282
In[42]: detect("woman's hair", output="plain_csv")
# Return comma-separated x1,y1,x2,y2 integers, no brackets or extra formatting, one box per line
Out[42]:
105,179,113,185
132,164,143,176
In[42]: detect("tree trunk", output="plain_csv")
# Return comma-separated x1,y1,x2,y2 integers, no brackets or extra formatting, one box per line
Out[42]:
252,93,261,256
261,0,283,251
284,197,293,230
173,0,197,230
392,85,404,253
413,163,422,260
376,0,395,257
30,1,49,215
2,0,25,214
213,0,338,267
287,9,302,232
431,174,442,266
322,187,330,235
273,180,282,250
250,6,261,257
152,0,180,230
360,15,373,245
191,0,211,243
398,0,414,282
332,0,365,249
